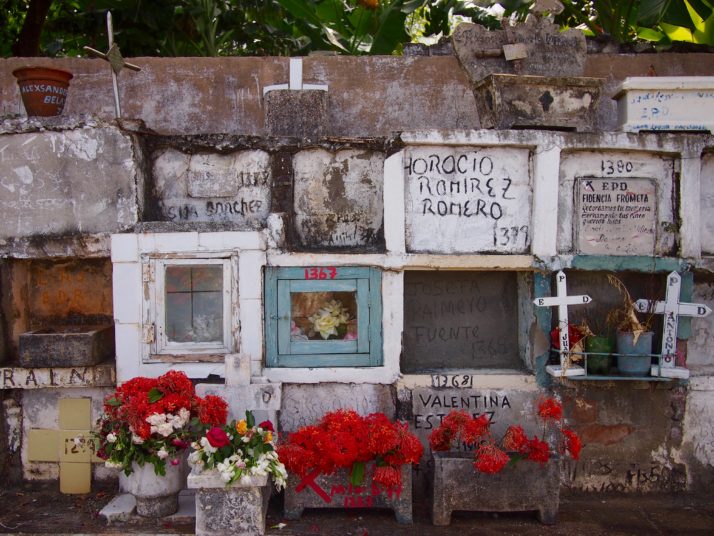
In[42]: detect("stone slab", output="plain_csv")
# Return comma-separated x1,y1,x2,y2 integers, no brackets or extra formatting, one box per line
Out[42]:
19,324,114,368
152,148,271,227
0,127,139,240
402,271,521,372
196,382,281,421
474,74,602,131
576,177,657,255
700,153,714,255
279,383,395,432
99,493,137,524
404,145,531,253
264,89,328,142
0,363,116,389
293,149,383,249
452,19,586,82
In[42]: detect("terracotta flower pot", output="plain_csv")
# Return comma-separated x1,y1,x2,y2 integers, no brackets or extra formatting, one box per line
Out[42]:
12,66,73,117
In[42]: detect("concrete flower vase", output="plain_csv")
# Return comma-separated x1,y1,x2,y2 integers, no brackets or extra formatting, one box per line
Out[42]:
119,459,185,517
12,66,73,117
431,452,560,525
284,462,413,524
187,471,270,536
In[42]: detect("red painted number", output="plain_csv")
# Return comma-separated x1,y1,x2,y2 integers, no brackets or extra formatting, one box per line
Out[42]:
304,267,337,280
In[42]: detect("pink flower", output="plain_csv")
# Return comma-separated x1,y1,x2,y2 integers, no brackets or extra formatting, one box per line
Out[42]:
170,458,180,466
206,426,230,448
172,438,189,449
343,332,357,341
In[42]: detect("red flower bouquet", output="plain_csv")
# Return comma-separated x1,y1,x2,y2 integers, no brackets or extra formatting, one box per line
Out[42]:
93,370,228,476
429,397,581,474
277,410,423,487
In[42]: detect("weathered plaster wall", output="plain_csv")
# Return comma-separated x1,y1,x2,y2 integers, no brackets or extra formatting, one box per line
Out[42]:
3,54,714,136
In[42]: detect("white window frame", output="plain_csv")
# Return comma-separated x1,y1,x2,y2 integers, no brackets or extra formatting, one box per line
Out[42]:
142,252,238,363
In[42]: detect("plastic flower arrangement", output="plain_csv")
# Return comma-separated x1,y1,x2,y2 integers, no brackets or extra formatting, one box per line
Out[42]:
277,409,423,488
188,411,287,489
93,370,228,476
308,299,351,339
429,397,581,474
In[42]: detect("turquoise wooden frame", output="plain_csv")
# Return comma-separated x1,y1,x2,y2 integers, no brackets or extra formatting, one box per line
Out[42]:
265,266,383,367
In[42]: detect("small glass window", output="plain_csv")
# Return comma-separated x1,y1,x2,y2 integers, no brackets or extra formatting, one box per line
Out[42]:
148,257,233,360
265,267,382,367
165,265,224,343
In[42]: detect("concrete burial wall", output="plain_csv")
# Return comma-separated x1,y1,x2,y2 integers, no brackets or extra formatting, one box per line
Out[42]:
1,49,714,492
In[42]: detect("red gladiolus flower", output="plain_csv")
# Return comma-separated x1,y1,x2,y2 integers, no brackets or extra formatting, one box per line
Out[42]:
373,466,401,488
259,420,274,432
206,426,230,448
562,429,581,460
502,425,529,454
537,397,563,422
526,437,550,464
474,444,510,474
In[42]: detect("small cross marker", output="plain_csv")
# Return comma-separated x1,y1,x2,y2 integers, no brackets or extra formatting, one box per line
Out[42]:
83,11,141,118
534,271,592,377
263,58,328,96
634,271,711,379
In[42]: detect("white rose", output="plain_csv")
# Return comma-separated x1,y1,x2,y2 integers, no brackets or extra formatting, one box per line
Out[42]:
131,434,144,445
200,437,217,454
157,447,169,459
310,311,340,339
146,413,166,426
157,422,174,437
106,433,117,443
105,459,123,469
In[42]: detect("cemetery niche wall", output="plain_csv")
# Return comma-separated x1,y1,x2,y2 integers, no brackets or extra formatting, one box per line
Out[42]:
1,42,714,500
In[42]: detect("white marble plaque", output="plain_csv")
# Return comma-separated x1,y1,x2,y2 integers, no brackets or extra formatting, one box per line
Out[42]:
577,177,657,255
405,146,532,253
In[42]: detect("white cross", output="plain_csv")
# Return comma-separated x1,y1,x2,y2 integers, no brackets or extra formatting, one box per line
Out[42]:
634,271,711,379
263,58,328,96
83,12,141,118
533,271,592,377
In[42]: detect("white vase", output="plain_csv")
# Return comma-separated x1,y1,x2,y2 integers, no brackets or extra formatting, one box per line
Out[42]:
119,458,186,517
187,469,270,536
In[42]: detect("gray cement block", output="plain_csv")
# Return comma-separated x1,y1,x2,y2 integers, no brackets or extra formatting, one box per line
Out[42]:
18,324,114,368
99,493,136,524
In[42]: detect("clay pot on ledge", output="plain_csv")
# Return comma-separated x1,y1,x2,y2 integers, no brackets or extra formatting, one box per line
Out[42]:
12,66,73,117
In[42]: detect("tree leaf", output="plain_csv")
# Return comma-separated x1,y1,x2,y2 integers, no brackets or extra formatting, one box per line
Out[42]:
349,461,365,486
637,0,671,26
147,388,164,404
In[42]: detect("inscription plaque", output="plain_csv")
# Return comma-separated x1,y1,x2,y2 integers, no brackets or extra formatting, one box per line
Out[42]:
577,177,657,255
402,271,521,372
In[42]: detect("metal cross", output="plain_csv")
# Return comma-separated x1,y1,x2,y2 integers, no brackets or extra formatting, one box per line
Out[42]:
534,271,592,377
263,58,328,96
83,12,141,118
635,271,711,379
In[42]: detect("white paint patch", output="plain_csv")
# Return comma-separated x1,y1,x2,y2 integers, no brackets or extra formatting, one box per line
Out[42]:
13,165,34,185
2,399,21,453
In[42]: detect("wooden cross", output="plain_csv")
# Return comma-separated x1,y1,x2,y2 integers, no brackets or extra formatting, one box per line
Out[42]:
533,271,592,377
635,271,712,379
263,58,328,96
83,11,141,118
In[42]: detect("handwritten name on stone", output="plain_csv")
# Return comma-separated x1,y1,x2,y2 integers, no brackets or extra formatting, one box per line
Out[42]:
405,146,531,253
577,177,657,255
0,364,116,389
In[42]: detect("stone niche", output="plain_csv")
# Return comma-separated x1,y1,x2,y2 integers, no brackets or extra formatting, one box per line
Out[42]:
150,149,272,228
558,150,677,256
293,148,384,250
404,145,532,253
2,259,114,364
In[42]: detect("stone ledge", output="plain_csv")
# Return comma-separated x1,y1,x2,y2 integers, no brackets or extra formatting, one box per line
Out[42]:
0,361,116,389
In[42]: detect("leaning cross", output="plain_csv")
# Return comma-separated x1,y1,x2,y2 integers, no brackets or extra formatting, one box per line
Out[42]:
635,271,711,379
83,11,141,118
533,271,592,377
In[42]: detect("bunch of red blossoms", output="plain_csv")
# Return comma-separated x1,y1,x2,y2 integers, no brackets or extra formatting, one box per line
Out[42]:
277,409,423,488
94,370,228,476
428,397,582,474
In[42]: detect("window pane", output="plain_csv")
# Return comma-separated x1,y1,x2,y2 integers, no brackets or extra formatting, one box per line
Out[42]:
165,265,223,343
290,291,358,341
